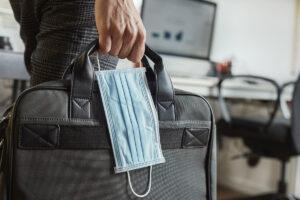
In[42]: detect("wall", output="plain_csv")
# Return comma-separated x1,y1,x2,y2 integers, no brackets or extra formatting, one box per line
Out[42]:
211,0,298,83
292,0,300,76
0,0,24,51
293,1,300,196
0,0,11,9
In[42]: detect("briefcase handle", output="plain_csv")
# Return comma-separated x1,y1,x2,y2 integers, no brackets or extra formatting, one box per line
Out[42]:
68,39,175,121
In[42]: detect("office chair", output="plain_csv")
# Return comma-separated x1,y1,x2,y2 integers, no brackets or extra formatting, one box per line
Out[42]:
217,75,300,200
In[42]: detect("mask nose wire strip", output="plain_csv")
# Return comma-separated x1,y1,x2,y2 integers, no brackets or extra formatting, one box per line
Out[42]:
127,166,152,198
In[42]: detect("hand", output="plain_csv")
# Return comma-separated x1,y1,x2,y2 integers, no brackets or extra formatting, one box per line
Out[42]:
95,0,146,64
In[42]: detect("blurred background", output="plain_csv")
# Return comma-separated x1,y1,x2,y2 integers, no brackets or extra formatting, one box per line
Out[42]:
1,0,300,199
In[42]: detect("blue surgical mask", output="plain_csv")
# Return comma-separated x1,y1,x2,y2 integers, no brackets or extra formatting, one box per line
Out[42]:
95,68,165,198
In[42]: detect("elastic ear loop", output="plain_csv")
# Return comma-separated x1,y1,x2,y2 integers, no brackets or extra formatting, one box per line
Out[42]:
127,166,152,198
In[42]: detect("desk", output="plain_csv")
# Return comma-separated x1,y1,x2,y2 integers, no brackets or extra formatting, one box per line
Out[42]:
0,51,293,102
0,50,29,101
172,76,292,101
0,50,29,80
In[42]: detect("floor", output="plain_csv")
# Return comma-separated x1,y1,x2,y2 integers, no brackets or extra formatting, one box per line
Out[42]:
218,185,248,200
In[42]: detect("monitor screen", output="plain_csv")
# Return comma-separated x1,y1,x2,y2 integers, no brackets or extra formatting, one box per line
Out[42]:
142,0,216,59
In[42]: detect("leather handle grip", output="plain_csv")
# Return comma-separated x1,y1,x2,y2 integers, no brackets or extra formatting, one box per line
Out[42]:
70,39,175,120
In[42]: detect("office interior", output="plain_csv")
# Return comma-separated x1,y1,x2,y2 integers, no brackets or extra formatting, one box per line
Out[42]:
1,0,300,199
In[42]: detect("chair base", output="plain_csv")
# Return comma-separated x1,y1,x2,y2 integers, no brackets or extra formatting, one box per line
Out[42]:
234,193,299,200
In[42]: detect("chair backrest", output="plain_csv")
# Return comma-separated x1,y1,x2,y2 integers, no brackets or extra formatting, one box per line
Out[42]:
218,75,280,128
292,75,300,154
280,82,295,119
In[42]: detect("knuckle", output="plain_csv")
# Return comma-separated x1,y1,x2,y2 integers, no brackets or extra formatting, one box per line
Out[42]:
118,49,127,58
128,55,138,63
112,24,124,37
127,34,135,42
140,26,147,35
127,29,137,41
101,26,109,34
115,28,123,37
109,50,118,56
100,44,109,53
119,53,127,59
140,48,145,56
138,30,146,41
101,47,109,53
142,28,147,36
127,27,135,36
136,53,143,61
110,53,117,57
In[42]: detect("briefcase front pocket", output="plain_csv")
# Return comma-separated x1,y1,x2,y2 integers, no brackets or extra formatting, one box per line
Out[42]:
14,121,210,200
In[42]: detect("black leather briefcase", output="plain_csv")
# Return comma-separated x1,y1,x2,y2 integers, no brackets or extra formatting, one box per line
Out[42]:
0,40,216,200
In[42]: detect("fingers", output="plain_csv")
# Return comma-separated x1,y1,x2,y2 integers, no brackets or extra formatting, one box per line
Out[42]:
106,23,146,63
128,26,146,63
95,0,112,53
109,21,125,56
118,24,137,59
94,0,146,62
99,27,112,53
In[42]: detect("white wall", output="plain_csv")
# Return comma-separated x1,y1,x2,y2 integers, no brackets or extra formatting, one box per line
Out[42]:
0,1,24,51
211,0,298,83
294,1,300,197
291,0,300,76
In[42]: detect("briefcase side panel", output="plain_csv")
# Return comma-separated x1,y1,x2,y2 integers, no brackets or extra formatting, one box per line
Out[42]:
174,89,216,200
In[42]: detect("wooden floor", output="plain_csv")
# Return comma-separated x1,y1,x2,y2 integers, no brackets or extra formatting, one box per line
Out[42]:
218,185,247,200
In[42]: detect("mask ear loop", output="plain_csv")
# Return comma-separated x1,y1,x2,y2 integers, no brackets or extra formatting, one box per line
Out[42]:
127,166,152,198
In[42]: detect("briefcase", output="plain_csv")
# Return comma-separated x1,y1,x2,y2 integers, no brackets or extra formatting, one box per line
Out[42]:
0,40,216,200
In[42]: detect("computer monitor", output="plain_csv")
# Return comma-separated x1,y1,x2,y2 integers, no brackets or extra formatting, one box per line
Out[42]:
141,0,216,60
